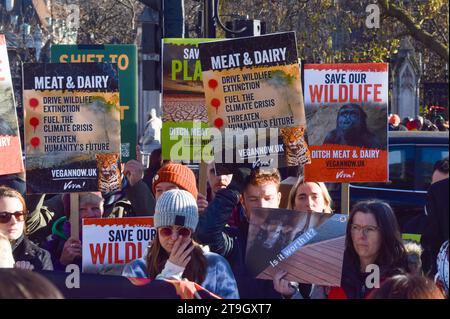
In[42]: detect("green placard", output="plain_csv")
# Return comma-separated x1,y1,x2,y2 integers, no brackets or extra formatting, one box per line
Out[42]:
51,45,137,162
402,233,422,243
162,38,216,162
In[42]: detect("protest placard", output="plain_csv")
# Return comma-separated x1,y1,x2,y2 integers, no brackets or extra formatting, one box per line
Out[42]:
303,63,388,182
82,217,155,275
198,32,310,167
199,32,306,131
213,126,310,170
51,45,138,162
246,208,347,286
23,63,121,194
0,35,24,175
161,38,216,162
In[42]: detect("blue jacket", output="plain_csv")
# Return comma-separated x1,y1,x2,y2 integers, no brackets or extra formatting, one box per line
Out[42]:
196,188,281,299
122,251,239,299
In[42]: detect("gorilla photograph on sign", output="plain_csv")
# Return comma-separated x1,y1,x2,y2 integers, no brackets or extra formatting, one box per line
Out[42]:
303,63,388,183
323,103,384,149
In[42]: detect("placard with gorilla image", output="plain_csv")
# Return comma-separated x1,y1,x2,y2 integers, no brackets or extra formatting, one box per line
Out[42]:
245,207,348,286
303,63,388,182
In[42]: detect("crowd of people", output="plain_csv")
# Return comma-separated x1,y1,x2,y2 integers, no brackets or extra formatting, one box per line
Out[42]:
388,113,449,132
0,146,448,299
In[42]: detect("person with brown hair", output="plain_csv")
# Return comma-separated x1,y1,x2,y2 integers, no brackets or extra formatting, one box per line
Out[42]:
0,186,53,270
196,167,284,298
122,189,238,299
0,269,63,299
320,200,409,299
368,274,445,299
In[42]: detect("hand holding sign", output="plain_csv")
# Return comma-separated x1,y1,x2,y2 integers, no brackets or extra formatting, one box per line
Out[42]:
60,237,82,266
15,260,35,270
273,270,296,298
215,164,252,194
197,193,208,214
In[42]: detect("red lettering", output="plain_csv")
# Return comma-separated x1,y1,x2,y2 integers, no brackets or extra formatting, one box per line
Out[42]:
349,84,357,103
125,242,136,263
373,84,382,102
138,242,142,258
339,85,348,102
309,85,323,103
329,85,337,103
364,84,372,102
108,243,112,264
114,243,124,264
90,243,107,265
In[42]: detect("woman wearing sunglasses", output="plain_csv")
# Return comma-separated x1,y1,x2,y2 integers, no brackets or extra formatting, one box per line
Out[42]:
122,189,239,298
0,186,53,270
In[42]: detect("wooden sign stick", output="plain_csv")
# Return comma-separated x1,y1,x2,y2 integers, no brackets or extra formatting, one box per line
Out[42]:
198,161,208,198
70,193,80,240
341,183,350,215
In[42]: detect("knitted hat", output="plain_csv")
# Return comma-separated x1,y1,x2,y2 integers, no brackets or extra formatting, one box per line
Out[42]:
154,189,198,231
152,163,198,199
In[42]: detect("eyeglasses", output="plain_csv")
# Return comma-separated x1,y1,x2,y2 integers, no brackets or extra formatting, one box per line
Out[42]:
0,211,25,224
350,224,379,237
158,226,191,238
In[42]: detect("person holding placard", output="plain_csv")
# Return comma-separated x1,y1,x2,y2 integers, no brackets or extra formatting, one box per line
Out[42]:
25,158,156,246
196,167,285,298
0,186,53,271
122,189,239,299
45,192,104,270
272,176,334,298
307,200,409,299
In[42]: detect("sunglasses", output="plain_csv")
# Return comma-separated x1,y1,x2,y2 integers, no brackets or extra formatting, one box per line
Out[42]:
158,226,191,237
0,211,25,224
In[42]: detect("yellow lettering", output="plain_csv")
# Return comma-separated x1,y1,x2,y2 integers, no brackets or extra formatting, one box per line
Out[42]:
119,105,129,120
117,54,129,71
109,54,118,63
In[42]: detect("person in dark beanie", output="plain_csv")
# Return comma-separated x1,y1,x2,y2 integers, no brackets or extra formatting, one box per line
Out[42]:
122,189,239,298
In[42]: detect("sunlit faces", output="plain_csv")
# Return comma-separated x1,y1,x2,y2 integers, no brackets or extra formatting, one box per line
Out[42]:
154,182,180,200
351,212,381,266
242,183,281,220
294,182,326,213
0,197,25,241
207,163,232,194
158,225,192,254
